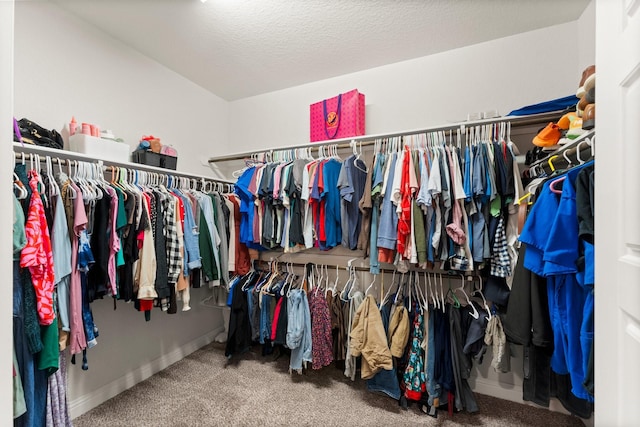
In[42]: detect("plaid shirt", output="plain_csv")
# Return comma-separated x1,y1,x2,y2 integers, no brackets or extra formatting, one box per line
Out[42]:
163,194,182,285
490,216,511,278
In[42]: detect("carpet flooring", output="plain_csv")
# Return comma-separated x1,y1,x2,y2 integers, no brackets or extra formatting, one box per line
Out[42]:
74,342,586,427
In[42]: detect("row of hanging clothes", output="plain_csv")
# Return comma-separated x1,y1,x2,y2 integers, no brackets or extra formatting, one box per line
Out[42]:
232,122,523,298
11,152,249,426
224,259,506,418
502,133,595,418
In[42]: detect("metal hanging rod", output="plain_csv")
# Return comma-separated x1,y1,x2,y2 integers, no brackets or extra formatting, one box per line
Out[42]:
13,142,233,184
256,256,481,279
208,111,562,163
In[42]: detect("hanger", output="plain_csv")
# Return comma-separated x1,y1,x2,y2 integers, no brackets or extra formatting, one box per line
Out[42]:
326,264,340,297
340,262,355,301
472,276,492,320
324,264,330,295
57,158,76,199
347,263,361,300
407,272,413,309
576,140,590,165
549,176,566,194
414,271,428,312
563,147,574,168
365,274,377,297
547,155,559,173
446,277,461,309
380,269,396,306
45,156,60,198
455,275,479,319
13,173,28,200
393,273,405,305
315,264,324,294
425,272,436,309
438,273,446,312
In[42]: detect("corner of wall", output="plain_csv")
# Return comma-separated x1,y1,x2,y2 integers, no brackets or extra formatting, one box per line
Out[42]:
0,2,14,426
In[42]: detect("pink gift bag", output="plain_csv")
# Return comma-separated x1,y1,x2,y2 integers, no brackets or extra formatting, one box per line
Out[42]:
310,89,365,142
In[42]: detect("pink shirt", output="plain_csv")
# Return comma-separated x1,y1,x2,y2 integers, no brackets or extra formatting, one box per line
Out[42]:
106,186,120,296
69,182,88,354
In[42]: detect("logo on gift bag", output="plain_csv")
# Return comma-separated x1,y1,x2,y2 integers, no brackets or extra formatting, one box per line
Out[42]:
326,111,338,128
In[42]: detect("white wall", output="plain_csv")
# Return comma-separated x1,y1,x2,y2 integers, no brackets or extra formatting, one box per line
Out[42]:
14,1,228,176
227,21,581,155
577,0,596,75
13,1,226,418
1,2,15,426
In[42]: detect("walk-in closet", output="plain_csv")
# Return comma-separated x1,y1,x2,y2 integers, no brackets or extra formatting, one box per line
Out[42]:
3,1,638,426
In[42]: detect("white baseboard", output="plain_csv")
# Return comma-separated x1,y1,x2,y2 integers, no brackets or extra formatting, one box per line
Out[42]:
69,326,224,419
473,378,584,418
472,377,524,404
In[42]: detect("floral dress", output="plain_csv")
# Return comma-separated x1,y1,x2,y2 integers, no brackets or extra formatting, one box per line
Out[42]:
403,307,426,400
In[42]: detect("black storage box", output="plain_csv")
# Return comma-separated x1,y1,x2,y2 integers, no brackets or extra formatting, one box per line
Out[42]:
132,150,177,170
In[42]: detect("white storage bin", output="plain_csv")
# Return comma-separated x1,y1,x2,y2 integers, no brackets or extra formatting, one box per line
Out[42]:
69,134,130,163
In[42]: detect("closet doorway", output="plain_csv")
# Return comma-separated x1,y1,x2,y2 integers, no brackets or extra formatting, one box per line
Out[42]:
595,0,640,425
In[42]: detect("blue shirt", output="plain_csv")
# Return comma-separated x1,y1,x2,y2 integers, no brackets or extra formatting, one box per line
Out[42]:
322,158,343,249
173,190,202,275
235,167,256,245
377,152,398,250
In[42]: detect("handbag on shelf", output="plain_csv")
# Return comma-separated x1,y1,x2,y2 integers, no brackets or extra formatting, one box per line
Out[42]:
13,118,64,150
310,89,365,142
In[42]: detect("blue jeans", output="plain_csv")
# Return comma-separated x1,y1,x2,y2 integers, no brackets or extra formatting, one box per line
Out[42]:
14,261,47,427
259,294,272,344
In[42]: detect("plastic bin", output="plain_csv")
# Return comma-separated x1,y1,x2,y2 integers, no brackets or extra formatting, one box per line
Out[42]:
132,150,177,170
69,133,130,163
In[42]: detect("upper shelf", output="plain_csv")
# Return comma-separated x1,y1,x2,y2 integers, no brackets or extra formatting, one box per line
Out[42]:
13,142,234,184
208,111,563,164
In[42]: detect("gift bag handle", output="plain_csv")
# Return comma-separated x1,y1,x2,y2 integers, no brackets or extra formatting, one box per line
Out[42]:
323,94,342,140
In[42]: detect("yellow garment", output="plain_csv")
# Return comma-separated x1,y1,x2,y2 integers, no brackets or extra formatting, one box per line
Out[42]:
387,305,410,358
349,295,393,379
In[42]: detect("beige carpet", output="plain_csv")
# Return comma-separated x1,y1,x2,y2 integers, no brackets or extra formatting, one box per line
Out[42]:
74,342,585,427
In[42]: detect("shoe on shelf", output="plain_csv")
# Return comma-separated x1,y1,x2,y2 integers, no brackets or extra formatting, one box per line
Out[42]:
578,95,589,112
585,87,595,104
583,103,595,130
576,65,595,98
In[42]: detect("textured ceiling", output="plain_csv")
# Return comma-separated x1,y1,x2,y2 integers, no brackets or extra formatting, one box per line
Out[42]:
51,0,589,101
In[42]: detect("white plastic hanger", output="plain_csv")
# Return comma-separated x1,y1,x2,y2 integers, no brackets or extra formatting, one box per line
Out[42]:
456,275,479,319
365,274,377,297
340,259,358,301
380,269,396,307
427,272,438,310
473,276,492,320
438,273,446,312
13,172,28,200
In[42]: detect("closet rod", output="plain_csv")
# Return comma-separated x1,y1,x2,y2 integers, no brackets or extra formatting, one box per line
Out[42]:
13,142,234,184
257,257,478,278
208,111,562,163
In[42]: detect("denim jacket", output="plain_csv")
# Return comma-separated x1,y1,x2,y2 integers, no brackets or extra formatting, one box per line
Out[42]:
174,190,201,276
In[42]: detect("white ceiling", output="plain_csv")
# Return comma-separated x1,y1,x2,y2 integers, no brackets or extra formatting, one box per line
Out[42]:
51,0,589,101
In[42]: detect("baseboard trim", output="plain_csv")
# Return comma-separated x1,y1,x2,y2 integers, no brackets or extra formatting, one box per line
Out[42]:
472,378,575,417
69,326,224,419
472,377,524,404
